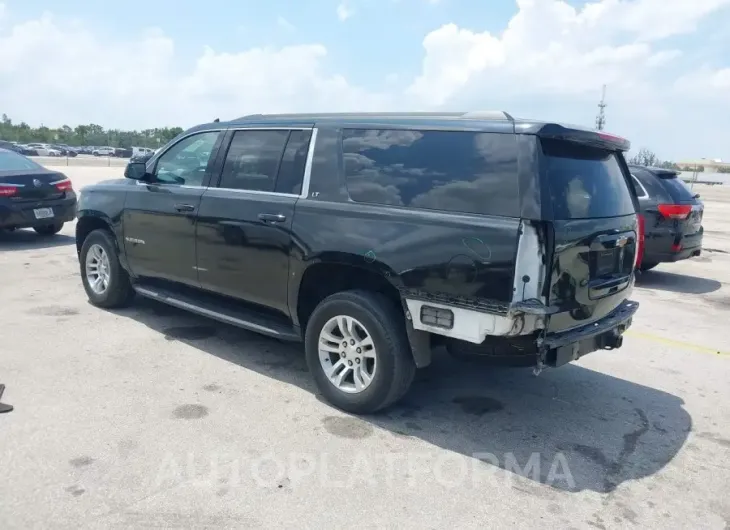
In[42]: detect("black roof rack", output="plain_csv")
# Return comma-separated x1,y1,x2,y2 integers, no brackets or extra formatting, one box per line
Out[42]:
234,111,514,122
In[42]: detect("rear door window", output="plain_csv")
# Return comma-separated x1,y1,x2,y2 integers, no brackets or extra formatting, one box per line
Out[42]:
274,130,312,195
219,130,289,192
342,129,519,217
659,175,696,202
542,138,636,219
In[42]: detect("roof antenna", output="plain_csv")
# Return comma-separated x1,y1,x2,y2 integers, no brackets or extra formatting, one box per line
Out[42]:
213,118,220,123
595,85,607,131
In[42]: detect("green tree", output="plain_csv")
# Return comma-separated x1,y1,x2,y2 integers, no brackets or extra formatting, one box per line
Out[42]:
0,113,185,149
628,148,659,167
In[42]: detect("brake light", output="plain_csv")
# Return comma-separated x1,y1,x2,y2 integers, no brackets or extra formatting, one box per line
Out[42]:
55,179,73,192
657,204,692,220
0,185,18,197
635,214,645,270
598,132,626,144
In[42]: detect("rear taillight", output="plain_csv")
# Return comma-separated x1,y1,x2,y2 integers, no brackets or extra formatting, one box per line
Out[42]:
0,185,18,197
635,214,645,270
657,204,692,220
54,179,73,192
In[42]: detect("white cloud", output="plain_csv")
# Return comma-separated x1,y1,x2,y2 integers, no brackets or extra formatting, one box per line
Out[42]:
337,3,354,21
404,0,730,158
0,5,389,129
0,0,729,159
406,0,726,105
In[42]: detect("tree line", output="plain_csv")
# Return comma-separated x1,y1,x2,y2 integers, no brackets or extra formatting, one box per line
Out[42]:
0,114,184,149
627,147,729,173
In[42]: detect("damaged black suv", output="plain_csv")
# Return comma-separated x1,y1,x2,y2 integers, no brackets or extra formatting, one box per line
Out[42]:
75,111,640,414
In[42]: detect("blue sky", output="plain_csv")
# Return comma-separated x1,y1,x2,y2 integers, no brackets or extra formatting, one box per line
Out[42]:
1,0,729,161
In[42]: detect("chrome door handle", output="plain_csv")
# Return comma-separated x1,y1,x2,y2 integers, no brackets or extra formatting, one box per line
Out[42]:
258,213,286,222
174,203,195,212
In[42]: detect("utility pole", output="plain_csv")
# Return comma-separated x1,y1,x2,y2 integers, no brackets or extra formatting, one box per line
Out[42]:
595,84,607,131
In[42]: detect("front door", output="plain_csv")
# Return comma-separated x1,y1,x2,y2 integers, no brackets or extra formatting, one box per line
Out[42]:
123,130,224,285
196,128,313,318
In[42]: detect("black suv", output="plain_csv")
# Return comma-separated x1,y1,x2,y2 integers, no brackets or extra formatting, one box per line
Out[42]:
629,165,704,271
75,112,640,413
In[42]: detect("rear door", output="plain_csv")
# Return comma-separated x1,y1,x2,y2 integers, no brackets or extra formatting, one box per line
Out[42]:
195,127,312,318
541,138,638,333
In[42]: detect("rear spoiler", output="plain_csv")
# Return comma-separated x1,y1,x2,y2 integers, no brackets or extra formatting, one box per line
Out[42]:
532,123,631,152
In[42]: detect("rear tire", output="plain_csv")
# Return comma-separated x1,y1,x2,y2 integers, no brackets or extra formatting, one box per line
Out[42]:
34,222,64,236
305,290,416,414
80,229,135,308
639,262,658,272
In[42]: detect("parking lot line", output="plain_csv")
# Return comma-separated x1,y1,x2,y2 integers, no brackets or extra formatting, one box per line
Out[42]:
626,329,730,356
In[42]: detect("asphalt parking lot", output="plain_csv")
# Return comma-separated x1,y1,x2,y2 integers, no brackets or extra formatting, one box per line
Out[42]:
1,165,729,529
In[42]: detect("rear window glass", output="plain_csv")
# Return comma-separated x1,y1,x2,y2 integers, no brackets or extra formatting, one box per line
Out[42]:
660,175,696,202
342,129,519,217
0,150,41,171
542,139,635,219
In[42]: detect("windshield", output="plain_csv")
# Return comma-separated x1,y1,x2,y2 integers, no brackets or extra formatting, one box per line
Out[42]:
542,139,636,220
0,150,42,171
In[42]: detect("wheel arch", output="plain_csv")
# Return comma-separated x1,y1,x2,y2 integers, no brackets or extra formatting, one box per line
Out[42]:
76,210,126,274
293,257,433,368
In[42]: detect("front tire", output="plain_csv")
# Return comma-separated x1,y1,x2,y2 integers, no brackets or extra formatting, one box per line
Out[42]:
639,262,658,272
80,229,134,308
34,222,64,236
305,290,416,414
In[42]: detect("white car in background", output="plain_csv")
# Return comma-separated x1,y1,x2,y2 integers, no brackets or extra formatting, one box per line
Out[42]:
92,146,116,156
25,143,62,156
131,147,155,158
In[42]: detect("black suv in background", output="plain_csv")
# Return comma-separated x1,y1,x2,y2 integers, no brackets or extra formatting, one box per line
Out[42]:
629,165,704,271
75,112,640,413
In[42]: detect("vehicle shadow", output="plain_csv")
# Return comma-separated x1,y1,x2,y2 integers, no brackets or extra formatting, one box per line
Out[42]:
0,229,75,251
113,297,692,494
636,270,722,294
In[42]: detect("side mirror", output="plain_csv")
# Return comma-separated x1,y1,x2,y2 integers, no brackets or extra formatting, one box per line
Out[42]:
124,161,149,180
693,193,701,199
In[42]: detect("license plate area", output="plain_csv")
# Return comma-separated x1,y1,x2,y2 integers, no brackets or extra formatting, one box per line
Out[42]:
587,246,633,300
593,249,619,277
33,207,54,219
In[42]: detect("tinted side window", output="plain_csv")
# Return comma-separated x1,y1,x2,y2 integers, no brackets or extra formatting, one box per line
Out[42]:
342,129,519,217
219,130,289,192
632,168,670,202
154,131,220,186
542,139,635,220
275,130,312,195
660,176,696,202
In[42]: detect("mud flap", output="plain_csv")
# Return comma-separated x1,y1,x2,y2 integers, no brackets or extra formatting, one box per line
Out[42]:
404,313,432,368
